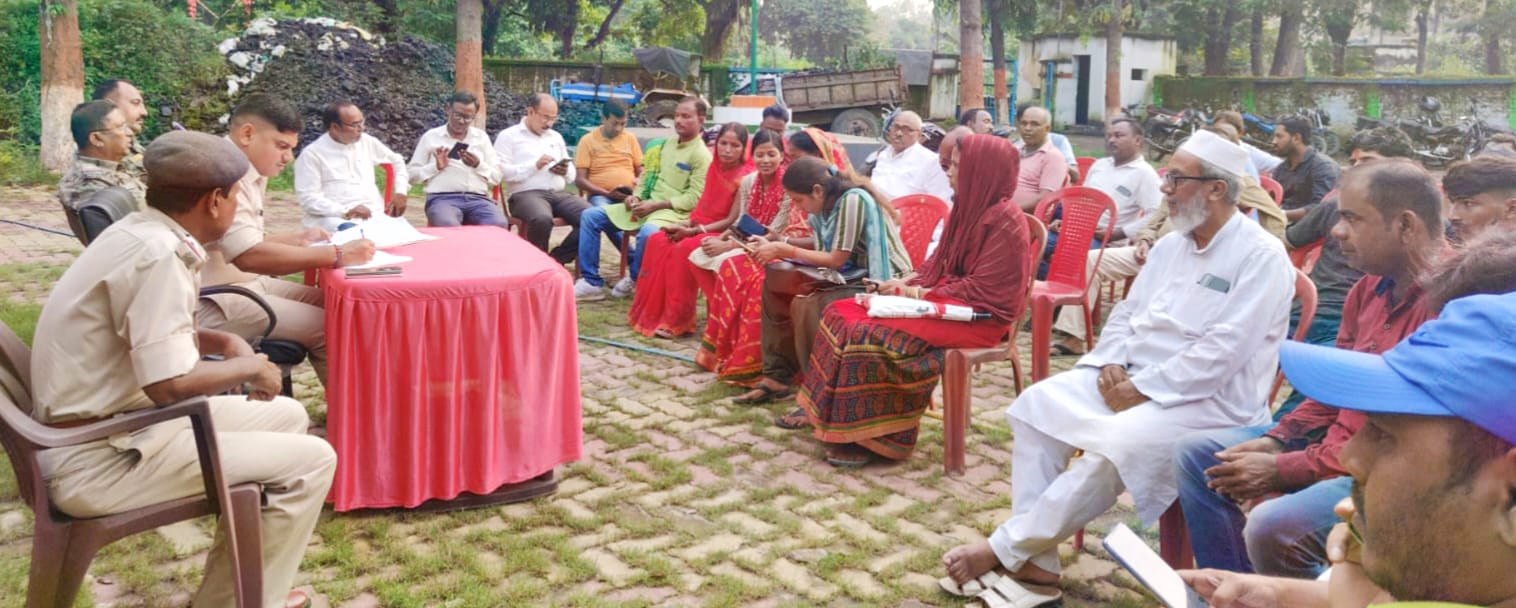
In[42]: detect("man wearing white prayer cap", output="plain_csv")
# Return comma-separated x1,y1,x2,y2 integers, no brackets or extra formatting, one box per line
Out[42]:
939,129,1296,607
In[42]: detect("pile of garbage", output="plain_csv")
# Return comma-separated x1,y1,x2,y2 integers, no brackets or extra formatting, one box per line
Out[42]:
217,17,527,155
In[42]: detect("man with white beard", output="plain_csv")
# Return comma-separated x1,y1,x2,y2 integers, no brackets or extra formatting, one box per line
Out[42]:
939,129,1295,607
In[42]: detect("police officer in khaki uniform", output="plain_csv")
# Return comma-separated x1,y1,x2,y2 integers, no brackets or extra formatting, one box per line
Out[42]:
33,131,334,608
195,94,376,386
57,100,146,210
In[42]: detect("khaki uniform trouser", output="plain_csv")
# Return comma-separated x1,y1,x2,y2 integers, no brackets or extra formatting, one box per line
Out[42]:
197,276,328,384
46,397,336,608
1054,245,1144,339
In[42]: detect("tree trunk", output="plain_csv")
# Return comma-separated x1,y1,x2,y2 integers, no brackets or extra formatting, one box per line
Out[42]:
1485,31,1504,74
700,0,744,61
989,0,1009,124
39,0,84,173
1202,0,1239,76
370,0,399,34
1105,0,1124,121
1250,7,1265,76
1271,1,1303,76
959,0,984,112
455,0,486,129
1327,21,1353,76
480,0,505,56
1415,4,1430,74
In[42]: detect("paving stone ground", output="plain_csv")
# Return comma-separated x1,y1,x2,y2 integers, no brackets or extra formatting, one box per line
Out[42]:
0,185,1162,607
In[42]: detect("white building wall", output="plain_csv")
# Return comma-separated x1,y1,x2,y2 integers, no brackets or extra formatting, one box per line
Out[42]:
1015,35,1175,127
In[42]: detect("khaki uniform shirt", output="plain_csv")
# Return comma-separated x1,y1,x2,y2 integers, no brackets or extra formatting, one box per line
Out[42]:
201,163,265,286
56,156,146,211
31,207,205,427
120,136,146,180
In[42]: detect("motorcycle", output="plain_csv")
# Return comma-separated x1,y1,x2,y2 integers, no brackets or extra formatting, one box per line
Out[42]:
1143,104,1209,161
1296,107,1340,156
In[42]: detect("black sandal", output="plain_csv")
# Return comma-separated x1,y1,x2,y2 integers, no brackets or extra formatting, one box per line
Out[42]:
1049,343,1084,358
825,444,873,467
734,383,793,405
774,407,809,429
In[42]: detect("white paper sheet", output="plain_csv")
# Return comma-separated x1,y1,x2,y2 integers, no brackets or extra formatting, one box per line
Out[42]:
328,216,437,249
344,250,413,270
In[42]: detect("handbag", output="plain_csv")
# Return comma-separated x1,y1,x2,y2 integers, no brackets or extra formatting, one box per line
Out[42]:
765,260,869,297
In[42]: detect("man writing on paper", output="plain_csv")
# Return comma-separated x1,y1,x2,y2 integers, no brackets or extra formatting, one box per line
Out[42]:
941,130,1294,607
294,101,409,232
198,94,376,387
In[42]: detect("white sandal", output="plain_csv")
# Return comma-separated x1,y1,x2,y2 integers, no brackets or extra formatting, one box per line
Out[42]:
978,576,1062,608
938,570,1004,597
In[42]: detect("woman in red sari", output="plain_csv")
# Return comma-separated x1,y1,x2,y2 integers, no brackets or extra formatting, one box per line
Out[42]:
692,129,807,384
628,123,753,338
788,134,1033,467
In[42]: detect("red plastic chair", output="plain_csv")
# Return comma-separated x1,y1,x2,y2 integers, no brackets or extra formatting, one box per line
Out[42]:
1029,187,1118,382
1259,175,1284,206
1289,239,1324,275
1074,156,1097,186
893,194,951,268
939,216,1045,475
1269,267,1318,407
305,163,398,287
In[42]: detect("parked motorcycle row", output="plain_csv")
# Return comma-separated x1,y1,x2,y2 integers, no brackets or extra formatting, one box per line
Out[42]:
1129,96,1510,167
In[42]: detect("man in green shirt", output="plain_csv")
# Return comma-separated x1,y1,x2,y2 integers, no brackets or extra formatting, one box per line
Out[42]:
1177,231,1516,608
574,96,712,300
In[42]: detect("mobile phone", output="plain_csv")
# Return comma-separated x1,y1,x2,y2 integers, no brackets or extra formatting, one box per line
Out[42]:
733,214,770,239
1104,524,1208,608
347,266,402,277
862,277,882,293
551,158,571,169
447,142,469,160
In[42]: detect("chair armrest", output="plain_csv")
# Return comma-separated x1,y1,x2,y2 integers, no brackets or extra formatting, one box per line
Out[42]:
198,285,278,341
18,396,211,449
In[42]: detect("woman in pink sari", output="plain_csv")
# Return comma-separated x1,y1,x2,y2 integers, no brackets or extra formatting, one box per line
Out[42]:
627,123,753,338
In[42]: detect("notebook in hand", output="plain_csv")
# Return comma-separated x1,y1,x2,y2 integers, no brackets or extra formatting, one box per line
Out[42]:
1104,524,1208,608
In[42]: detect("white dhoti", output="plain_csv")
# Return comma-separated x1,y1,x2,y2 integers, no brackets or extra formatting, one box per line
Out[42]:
990,366,1270,573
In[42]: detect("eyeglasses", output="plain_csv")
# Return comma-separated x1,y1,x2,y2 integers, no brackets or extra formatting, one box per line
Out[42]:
341,120,365,129
449,111,477,121
1162,172,1221,188
890,124,920,133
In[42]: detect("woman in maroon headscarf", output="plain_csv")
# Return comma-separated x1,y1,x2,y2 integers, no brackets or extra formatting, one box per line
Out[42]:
786,134,1033,467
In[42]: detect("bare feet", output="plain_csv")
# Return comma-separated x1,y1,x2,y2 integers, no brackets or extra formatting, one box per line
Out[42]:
943,541,1003,585
942,541,1061,587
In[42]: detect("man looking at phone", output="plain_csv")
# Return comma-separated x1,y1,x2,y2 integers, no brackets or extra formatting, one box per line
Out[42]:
574,96,711,300
574,99,644,209
407,91,507,228
495,93,591,263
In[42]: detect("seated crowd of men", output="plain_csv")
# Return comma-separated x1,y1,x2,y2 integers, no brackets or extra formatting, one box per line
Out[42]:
40,79,1516,607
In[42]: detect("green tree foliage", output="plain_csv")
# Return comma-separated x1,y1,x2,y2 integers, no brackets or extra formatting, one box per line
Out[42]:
756,0,873,65
0,0,229,144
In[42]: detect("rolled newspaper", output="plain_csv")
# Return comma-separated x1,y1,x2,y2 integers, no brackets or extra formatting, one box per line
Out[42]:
855,294,990,322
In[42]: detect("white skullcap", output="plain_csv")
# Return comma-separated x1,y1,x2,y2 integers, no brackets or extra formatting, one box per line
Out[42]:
1177,129,1250,179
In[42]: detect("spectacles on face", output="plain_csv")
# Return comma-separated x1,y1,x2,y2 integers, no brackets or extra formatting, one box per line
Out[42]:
1162,172,1221,189
341,120,365,130
890,124,920,134
449,110,477,122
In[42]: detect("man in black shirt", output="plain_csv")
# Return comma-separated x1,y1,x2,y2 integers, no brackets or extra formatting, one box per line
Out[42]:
1271,116,1339,222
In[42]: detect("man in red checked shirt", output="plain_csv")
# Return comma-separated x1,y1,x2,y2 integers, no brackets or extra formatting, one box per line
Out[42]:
1173,159,1449,578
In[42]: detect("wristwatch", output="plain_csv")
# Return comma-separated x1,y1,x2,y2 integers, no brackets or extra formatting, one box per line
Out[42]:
331,244,343,268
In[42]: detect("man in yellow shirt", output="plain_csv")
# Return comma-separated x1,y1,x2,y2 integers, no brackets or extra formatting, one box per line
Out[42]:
574,99,643,209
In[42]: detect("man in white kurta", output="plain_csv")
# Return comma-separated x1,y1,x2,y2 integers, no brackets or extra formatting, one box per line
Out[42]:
873,111,953,256
294,102,409,232
941,129,1294,602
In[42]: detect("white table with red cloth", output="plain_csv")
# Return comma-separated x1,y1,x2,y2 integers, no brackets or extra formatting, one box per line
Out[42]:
321,226,581,511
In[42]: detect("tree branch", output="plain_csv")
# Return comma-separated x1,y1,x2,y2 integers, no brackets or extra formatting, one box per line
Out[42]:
584,0,629,52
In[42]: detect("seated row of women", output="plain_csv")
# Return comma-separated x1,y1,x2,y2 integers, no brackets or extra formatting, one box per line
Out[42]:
621,128,1034,467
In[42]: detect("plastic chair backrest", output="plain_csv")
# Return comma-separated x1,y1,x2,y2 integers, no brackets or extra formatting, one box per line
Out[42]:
380,163,396,206
1034,186,1118,290
1260,175,1284,206
65,187,137,246
1075,156,1097,186
892,194,951,268
0,323,42,511
1016,216,1048,328
1289,239,1324,274
1270,267,1318,406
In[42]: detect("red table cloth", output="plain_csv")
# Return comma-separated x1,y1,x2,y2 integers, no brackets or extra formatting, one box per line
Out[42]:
321,226,582,511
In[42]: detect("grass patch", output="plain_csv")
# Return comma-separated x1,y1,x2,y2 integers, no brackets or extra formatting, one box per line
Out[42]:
0,302,41,348
0,142,58,188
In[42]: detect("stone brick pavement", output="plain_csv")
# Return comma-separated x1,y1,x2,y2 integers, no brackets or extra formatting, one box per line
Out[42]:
0,186,1159,607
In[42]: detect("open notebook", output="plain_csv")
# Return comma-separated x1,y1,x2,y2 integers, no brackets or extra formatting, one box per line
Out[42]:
326,216,437,250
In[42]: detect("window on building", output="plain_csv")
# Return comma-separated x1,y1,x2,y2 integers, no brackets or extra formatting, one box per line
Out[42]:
1131,68,1148,81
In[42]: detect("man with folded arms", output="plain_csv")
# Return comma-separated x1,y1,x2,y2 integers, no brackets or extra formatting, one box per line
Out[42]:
197,94,375,387
1181,230,1516,608
1175,159,1447,579
32,131,335,608
294,100,409,232
495,93,590,263
941,130,1294,607
408,91,507,228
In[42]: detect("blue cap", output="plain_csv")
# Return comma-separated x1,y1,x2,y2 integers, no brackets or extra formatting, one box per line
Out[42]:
1280,292,1516,444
